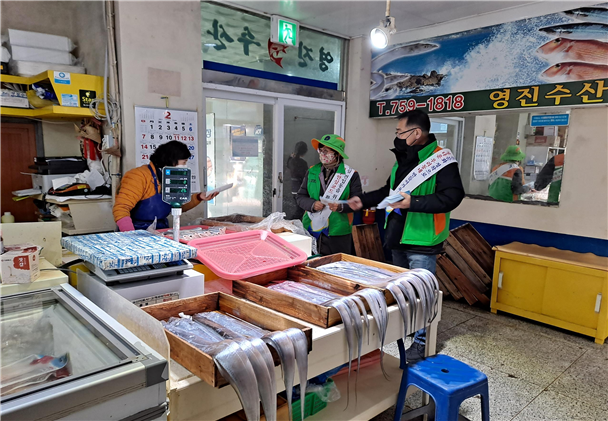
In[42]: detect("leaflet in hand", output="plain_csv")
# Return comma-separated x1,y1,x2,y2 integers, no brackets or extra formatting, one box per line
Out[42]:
320,198,349,205
206,183,233,195
377,191,411,209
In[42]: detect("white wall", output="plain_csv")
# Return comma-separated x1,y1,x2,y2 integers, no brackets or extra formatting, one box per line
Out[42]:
344,2,608,240
452,107,608,240
114,1,205,224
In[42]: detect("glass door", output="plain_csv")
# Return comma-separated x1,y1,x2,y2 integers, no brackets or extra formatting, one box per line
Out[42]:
276,99,343,218
204,87,345,218
205,94,275,217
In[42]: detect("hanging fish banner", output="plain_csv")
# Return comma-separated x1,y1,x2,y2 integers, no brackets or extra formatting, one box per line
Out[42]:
370,78,608,117
369,3,608,116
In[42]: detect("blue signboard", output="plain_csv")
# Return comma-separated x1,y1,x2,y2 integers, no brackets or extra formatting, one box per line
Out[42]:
530,114,570,127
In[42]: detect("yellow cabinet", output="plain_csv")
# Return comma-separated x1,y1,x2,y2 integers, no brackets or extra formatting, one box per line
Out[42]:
490,242,608,344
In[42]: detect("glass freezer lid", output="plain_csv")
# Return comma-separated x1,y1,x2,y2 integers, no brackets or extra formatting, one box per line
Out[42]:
1,288,141,402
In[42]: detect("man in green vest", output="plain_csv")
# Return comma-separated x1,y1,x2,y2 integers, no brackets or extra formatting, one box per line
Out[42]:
348,110,465,361
297,134,362,255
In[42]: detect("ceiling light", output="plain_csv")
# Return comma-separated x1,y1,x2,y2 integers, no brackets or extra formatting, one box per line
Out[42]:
370,0,396,49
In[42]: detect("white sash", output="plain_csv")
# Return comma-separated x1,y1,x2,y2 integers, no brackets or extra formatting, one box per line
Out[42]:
307,165,355,232
488,163,519,186
378,149,457,210
552,166,563,183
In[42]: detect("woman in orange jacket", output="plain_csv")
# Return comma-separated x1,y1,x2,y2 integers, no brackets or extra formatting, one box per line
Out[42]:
113,141,218,231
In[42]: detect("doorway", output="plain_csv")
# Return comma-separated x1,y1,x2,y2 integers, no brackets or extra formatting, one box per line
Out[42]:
204,86,344,218
1,122,40,222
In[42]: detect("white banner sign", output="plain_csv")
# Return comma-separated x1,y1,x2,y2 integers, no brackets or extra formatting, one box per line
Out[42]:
135,107,200,192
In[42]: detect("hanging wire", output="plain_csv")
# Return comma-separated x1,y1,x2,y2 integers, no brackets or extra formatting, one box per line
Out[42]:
89,95,120,123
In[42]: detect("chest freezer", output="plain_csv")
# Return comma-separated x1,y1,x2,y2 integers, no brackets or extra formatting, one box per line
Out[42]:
0,284,168,421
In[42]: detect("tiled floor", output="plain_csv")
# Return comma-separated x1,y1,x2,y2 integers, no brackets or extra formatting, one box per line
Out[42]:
371,300,607,421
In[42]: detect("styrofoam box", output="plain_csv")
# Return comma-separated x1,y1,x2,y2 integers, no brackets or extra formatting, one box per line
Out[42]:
11,46,76,65
1,89,29,108
9,60,86,77
8,29,75,52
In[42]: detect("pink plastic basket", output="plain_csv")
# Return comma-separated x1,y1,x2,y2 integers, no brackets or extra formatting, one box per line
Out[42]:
189,230,308,280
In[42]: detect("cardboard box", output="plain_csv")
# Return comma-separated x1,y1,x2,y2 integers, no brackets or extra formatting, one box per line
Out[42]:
1,244,41,284
1,89,29,108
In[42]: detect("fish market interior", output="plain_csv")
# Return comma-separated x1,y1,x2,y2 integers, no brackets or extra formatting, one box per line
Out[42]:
0,1,606,421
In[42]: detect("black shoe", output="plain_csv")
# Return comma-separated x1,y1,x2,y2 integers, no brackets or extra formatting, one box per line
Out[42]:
405,340,426,364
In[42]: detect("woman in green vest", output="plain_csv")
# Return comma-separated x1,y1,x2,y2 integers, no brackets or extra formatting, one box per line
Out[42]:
488,145,531,202
297,134,362,255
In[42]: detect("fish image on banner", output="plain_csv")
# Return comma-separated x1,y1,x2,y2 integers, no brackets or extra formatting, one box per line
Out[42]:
538,4,608,82
537,38,608,65
369,2,608,100
541,62,608,81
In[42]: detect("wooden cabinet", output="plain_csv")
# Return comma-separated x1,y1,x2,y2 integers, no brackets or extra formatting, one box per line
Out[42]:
490,242,608,344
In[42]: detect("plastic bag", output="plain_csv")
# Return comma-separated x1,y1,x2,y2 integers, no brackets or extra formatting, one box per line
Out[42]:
248,212,318,255
306,379,341,403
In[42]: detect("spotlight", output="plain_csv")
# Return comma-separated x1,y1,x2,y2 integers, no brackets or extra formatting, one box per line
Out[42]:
370,1,396,49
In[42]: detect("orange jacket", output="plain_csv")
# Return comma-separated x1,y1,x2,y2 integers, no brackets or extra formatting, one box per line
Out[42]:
113,163,202,223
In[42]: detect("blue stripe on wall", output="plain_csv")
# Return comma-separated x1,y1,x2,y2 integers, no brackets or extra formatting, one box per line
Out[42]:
356,210,608,258
203,61,339,90
450,219,608,258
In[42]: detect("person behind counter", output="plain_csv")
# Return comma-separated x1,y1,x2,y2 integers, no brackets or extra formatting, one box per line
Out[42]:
113,141,219,231
488,145,530,203
297,134,362,255
534,153,564,204
286,141,309,220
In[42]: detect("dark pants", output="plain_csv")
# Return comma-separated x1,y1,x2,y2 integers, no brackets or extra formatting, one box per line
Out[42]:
391,250,437,342
319,233,352,256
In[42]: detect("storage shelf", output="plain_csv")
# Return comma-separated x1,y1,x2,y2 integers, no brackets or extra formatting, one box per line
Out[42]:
1,105,94,119
307,355,403,421
1,70,104,119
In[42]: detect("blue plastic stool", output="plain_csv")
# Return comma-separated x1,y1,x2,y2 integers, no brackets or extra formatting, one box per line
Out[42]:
393,340,490,421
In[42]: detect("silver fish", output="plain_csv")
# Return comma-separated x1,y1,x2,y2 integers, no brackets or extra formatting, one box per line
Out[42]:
164,320,261,421
355,289,389,379
563,7,608,22
386,283,410,338
213,341,261,421
539,23,608,40
329,299,356,409
196,311,270,338
263,331,296,421
236,338,277,421
371,42,439,71
284,328,309,420
351,295,370,346
344,298,364,401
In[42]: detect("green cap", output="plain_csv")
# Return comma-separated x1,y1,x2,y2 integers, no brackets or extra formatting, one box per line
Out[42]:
311,134,349,159
501,145,526,162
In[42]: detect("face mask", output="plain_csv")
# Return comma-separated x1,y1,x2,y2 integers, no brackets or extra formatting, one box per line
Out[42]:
176,164,188,168
318,149,337,165
394,136,409,152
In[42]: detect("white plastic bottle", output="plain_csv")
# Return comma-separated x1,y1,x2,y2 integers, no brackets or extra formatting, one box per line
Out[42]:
1,212,15,223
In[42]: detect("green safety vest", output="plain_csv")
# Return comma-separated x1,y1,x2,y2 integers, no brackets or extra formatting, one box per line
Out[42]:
548,154,564,203
488,163,523,203
302,162,353,236
386,141,451,247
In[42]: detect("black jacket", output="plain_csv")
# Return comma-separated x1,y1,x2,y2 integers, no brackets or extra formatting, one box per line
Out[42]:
287,155,309,195
361,135,465,254
297,165,362,214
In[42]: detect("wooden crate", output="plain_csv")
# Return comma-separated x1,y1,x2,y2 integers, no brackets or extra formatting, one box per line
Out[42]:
142,292,312,388
303,253,409,304
233,266,385,328
199,214,290,233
